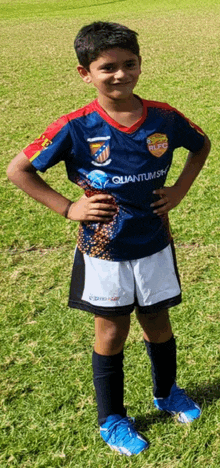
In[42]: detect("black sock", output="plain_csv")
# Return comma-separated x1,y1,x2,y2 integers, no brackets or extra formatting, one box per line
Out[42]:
92,350,127,426
144,335,176,398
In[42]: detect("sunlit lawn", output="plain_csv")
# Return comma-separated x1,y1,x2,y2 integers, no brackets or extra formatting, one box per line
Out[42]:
1,0,220,466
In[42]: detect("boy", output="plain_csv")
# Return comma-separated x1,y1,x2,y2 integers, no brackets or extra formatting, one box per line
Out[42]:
7,22,210,456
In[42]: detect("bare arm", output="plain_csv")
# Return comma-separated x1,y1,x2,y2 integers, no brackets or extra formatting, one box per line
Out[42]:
7,151,73,217
151,134,211,215
7,151,116,222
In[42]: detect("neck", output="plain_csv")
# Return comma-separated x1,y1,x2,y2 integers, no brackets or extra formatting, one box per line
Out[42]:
98,93,141,114
97,93,143,128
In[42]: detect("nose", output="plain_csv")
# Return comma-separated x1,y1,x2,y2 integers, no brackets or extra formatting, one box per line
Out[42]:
114,67,127,80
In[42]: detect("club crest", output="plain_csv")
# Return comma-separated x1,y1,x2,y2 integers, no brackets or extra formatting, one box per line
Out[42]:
147,133,168,157
87,137,111,166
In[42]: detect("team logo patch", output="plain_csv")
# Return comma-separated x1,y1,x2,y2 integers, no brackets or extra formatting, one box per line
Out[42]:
87,137,111,166
147,133,168,157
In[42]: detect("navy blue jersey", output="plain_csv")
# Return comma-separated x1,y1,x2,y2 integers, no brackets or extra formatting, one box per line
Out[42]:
24,97,205,261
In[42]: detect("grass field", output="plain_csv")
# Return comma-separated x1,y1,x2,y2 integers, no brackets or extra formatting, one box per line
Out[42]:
1,0,220,467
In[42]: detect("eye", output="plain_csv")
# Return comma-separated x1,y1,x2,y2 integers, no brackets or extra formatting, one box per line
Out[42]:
99,63,115,72
126,61,136,69
103,64,115,72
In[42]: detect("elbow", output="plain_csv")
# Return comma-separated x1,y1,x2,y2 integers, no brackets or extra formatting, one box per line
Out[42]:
6,151,36,182
6,161,15,181
6,160,22,184
6,161,21,184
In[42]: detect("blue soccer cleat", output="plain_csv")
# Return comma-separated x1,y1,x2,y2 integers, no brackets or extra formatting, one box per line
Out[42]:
154,383,201,423
100,414,149,456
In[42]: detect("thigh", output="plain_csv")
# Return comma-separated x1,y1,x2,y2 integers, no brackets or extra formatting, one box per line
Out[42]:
68,247,135,316
133,242,181,314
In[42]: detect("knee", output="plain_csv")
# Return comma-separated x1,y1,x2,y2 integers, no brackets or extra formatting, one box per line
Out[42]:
136,309,172,343
95,317,130,354
103,323,129,349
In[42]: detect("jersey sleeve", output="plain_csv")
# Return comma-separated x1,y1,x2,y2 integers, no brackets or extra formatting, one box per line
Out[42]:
173,108,205,153
23,115,72,172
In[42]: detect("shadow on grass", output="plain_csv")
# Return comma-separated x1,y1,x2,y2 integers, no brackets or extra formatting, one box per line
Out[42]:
135,412,170,432
135,378,220,431
186,379,220,406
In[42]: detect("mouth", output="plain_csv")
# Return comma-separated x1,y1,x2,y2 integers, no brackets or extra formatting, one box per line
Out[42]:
111,82,132,86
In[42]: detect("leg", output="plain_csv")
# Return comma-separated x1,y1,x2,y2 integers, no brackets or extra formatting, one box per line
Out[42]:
136,308,176,398
93,314,130,425
93,314,149,455
137,308,201,422
136,308,173,343
94,314,131,355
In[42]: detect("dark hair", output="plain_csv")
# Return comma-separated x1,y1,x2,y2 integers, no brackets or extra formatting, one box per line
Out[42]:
74,21,139,70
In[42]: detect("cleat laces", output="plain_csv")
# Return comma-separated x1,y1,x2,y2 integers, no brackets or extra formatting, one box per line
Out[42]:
105,417,137,445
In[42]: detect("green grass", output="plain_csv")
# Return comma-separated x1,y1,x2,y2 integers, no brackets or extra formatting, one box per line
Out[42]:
1,0,220,466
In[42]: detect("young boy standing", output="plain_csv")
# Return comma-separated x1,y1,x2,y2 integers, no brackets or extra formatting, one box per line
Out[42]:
7,22,210,456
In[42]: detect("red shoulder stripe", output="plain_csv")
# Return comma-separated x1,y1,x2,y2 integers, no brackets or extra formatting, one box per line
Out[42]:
144,99,204,135
24,115,69,161
24,101,97,161
66,100,97,122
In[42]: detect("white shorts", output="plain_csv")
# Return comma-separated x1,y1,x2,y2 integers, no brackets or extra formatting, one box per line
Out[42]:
68,242,181,316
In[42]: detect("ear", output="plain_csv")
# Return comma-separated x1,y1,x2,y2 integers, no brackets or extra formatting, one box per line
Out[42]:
77,65,92,84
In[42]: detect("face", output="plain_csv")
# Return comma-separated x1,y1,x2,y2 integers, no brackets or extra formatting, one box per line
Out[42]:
77,48,141,102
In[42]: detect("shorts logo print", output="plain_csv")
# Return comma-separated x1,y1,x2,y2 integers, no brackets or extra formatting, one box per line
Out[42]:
89,295,120,302
147,133,168,157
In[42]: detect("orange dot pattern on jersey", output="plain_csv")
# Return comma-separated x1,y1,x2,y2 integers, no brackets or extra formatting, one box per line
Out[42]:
77,218,116,260
72,177,119,260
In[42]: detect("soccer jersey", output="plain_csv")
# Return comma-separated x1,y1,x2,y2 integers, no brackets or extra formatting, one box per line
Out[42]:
23,97,205,261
